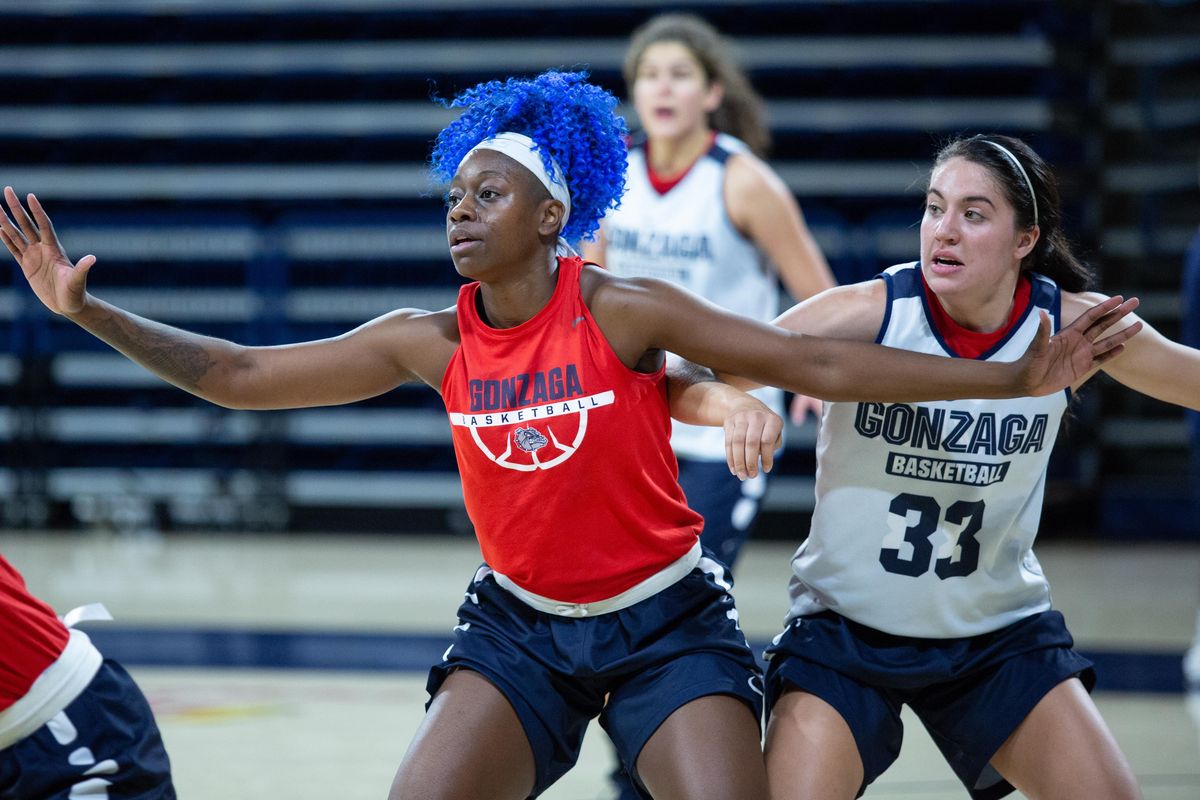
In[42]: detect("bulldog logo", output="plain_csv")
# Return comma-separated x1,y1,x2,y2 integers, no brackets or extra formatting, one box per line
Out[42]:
513,427,548,452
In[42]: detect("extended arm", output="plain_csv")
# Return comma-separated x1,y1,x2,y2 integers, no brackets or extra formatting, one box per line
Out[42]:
588,268,1140,404
1066,291,1200,410
60,297,435,409
2,188,452,409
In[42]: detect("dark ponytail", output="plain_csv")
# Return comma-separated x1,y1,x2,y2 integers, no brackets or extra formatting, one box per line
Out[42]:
933,134,1095,292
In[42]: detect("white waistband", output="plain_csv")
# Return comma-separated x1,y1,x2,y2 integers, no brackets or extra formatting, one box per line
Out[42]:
0,629,103,751
492,540,702,617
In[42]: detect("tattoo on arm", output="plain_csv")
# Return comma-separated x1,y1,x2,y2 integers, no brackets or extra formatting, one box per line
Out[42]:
88,313,219,390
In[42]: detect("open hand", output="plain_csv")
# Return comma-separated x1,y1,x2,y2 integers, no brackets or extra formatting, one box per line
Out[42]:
789,393,823,425
1,187,94,316
1019,295,1142,395
725,397,784,480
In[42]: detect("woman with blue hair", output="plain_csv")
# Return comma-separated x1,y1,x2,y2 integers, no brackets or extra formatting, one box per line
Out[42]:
4,72,1139,799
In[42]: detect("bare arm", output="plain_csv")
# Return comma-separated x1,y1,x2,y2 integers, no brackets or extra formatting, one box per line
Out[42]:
712,280,888,391
585,267,1141,403
64,297,447,409
1065,290,1200,410
665,360,783,479
725,153,836,302
2,187,455,409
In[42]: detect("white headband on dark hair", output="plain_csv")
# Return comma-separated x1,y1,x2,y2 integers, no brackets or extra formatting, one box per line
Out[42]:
464,131,576,255
981,139,1038,227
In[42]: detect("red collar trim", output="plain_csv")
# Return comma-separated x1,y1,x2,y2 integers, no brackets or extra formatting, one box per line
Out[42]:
922,272,1033,359
644,131,717,195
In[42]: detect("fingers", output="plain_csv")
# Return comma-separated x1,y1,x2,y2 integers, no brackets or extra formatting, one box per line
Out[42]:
73,254,97,284
1066,294,1134,338
788,394,822,426
725,410,783,480
1084,297,1139,339
3,186,40,243
26,193,60,247
1092,320,1143,360
0,226,21,260
759,421,782,474
0,188,29,253
726,417,749,479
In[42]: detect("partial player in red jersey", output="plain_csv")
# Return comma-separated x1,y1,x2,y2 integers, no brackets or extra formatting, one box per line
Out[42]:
4,71,1139,799
0,554,174,798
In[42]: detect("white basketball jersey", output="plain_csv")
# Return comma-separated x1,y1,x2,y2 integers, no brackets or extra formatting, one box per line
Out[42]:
787,263,1068,637
602,133,783,460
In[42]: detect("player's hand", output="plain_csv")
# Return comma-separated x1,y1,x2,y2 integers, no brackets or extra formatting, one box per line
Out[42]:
1,187,94,316
789,393,823,425
725,396,784,480
1018,295,1142,396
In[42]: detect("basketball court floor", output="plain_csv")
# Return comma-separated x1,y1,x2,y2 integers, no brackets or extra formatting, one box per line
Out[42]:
4,532,1198,799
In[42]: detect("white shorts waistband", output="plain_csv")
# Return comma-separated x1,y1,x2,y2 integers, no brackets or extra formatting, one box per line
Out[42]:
491,540,703,618
0,629,103,751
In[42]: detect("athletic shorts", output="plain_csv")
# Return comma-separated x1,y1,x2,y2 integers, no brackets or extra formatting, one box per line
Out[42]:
0,660,175,800
678,458,768,570
764,609,1095,800
427,556,765,797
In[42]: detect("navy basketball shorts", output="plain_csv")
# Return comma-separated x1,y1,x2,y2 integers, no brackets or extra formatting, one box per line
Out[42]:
678,457,768,570
0,660,175,800
427,556,765,797
764,610,1095,800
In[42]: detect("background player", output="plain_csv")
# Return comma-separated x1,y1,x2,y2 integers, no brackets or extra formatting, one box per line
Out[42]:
0,554,174,799
583,13,835,571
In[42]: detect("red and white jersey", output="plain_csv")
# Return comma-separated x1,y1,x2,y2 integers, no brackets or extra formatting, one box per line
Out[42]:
1,555,69,710
0,554,103,750
441,257,702,603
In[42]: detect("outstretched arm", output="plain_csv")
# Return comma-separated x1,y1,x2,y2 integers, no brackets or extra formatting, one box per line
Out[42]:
1,187,452,408
590,270,1141,404
1066,291,1200,410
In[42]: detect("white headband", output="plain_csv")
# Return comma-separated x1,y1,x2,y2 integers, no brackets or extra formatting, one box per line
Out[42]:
981,140,1038,227
464,132,575,255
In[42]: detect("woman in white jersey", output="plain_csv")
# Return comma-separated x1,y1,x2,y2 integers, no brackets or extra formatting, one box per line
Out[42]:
742,134,1200,800
583,13,835,571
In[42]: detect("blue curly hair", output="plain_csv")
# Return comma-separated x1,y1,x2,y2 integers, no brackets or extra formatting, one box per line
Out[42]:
429,70,628,244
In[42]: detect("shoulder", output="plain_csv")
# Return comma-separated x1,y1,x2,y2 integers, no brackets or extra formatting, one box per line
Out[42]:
1060,289,1113,327
723,148,790,201
722,149,798,238
774,279,887,340
579,261,706,335
365,305,461,350
579,261,671,310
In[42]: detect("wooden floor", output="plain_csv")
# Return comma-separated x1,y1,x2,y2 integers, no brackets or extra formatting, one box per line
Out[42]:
4,532,1199,799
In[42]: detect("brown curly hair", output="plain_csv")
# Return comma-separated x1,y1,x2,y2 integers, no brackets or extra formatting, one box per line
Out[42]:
623,14,771,158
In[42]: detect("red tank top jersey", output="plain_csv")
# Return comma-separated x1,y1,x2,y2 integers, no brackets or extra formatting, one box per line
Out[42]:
441,257,703,603
0,555,69,710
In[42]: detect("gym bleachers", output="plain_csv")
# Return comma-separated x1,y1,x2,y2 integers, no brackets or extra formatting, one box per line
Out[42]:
1092,0,1200,536
1,0,1193,536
